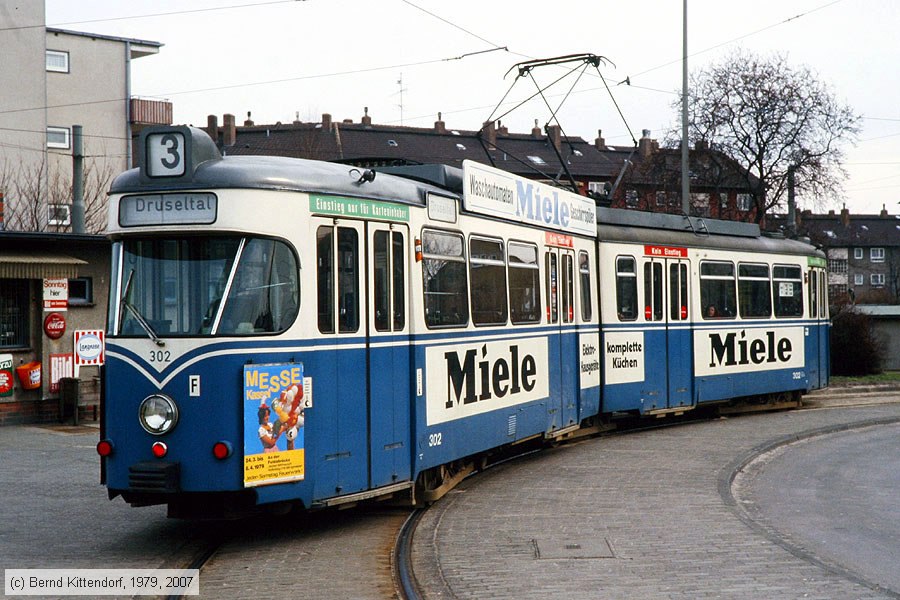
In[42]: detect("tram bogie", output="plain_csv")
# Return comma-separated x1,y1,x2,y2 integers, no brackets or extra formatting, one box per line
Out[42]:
97,126,829,517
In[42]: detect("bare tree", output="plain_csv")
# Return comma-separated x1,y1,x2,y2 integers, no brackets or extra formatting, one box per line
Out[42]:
0,155,114,234
680,49,861,222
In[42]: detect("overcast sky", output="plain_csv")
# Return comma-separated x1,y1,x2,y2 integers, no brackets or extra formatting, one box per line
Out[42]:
45,0,900,215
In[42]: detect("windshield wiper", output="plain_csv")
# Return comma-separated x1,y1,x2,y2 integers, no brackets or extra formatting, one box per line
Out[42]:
121,269,165,347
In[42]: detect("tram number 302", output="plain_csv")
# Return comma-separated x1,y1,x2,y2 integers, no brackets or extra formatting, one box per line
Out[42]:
149,350,172,363
428,433,443,447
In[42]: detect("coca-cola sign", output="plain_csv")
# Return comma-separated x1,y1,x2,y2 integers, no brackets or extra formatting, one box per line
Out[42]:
43,312,66,340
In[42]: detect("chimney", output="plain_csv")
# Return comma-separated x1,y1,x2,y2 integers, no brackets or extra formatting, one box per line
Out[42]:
638,129,655,158
531,119,542,138
546,124,561,152
595,129,606,150
244,111,254,127
434,112,446,133
293,111,302,125
497,120,508,137
694,139,709,151
322,113,332,132
206,114,218,142
881,204,888,218
223,113,236,146
482,120,497,147
362,106,372,126
840,204,850,227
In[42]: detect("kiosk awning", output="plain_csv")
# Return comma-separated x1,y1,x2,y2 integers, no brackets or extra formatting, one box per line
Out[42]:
0,253,87,279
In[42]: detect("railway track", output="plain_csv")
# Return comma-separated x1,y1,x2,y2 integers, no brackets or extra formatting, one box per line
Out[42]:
167,396,804,599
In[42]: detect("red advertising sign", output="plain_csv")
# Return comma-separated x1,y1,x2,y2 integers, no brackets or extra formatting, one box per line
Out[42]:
49,353,73,393
43,312,67,339
74,330,105,366
644,244,687,258
43,278,69,311
545,231,574,248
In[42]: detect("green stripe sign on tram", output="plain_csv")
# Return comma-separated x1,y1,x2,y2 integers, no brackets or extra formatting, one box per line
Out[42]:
310,195,410,222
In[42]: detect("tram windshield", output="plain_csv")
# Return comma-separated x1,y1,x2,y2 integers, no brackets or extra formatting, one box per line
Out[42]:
111,236,299,337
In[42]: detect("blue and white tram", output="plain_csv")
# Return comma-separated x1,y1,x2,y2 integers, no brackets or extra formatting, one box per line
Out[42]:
97,126,828,517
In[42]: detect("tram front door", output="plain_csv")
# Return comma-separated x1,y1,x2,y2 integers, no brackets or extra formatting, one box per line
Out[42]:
366,223,411,488
311,218,412,500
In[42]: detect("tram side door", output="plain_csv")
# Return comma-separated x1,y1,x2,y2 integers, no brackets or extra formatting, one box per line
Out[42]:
366,223,411,488
544,247,578,432
643,256,692,411
807,266,829,389
312,219,369,499
666,260,693,409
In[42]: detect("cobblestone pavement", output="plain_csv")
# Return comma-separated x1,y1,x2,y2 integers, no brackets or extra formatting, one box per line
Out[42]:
4,392,899,599
411,402,900,599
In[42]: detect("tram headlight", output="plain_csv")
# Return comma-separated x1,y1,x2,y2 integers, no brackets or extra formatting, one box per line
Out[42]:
138,394,179,435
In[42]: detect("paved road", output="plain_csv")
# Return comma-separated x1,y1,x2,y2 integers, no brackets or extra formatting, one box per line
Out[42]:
3,398,900,599
411,403,900,599
735,422,900,595
0,424,405,600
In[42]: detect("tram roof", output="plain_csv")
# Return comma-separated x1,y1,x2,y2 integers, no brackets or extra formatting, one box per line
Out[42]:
596,207,823,257
110,154,448,207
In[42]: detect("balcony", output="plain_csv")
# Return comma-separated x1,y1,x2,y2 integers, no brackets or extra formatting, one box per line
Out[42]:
130,98,172,126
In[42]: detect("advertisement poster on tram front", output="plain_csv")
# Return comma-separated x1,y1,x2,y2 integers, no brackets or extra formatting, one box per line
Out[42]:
242,363,306,487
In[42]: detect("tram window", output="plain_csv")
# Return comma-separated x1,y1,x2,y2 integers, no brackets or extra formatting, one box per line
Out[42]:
392,232,405,330
738,263,771,318
373,230,406,332
545,252,558,323
579,251,592,321
643,262,663,321
469,236,508,326
337,228,359,333
217,238,299,335
315,226,359,334
508,242,540,324
117,237,241,336
669,263,688,321
700,261,736,319
374,231,391,331
422,230,469,328
317,227,334,334
615,256,638,321
562,253,574,323
773,265,803,318
809,270,819,319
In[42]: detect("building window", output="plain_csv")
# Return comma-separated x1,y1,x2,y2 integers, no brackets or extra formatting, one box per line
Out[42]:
690,193,710,217
625,189,639,208
737,194,752,211
827,259,848,274
46,50,69,73
48,204,71,226
853,248,863,260
68,277,93,306
719,193,728,209
47,126,70,149
854,273,864,286
871,247,885,263
871,273,885,287
829,284,847,299
655,191,668,207
0,280,30,349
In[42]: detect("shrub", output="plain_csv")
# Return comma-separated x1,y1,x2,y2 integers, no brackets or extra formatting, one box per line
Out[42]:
830,305,884,376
